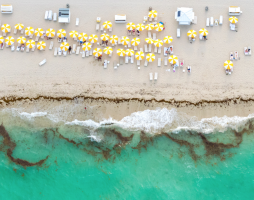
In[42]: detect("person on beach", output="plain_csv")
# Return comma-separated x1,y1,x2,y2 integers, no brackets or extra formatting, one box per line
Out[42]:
68,46,72,54
98,55,102,61
132,29,135,35
136,30,140,36
105,40,108,46
101,40,105,46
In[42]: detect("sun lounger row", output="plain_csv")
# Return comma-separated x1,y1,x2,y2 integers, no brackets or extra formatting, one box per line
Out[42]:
149,73,158,81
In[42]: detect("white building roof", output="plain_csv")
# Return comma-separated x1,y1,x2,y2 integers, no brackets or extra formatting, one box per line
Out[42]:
175,7,194,25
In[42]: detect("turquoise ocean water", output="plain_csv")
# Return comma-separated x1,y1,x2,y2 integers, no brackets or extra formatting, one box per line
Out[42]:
0,108,254,200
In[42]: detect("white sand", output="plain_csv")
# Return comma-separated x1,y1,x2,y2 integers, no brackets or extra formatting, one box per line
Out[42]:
0,0,254,119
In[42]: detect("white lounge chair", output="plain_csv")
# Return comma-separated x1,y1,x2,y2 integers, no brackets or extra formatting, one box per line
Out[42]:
154,46,157,53
158,58,161,67
125,56,129,64
58,38,62,43
153,33,156,40
219,16,223,25
31,46,35,52
206,18,209,27
119,57,124,65
49,41,53,50
76,18,79,26
149,17,152,22
128,42,131,48
39,59,46,66
134,46,138,51
144,60,148,66
3,32,6,37
53,13,57,21
89,50,92,56
144,44,148,53
48,10,53,20
109,27,112,32
148,44,152,52
76,46,80,54
35,36,39,42
210,17,214,26
96,24,99,31
148,31,151,38
11,45,15,51
29,34,34,39
100,25,104,32
26,47,29,53
63,51,67,56
131,55,134,63
45,11,49,20
140,48,143,52
192,16,197,24
154,73,158,80
54,47,57,56
86,51,89,57
72,44,76,54
158,47,161,54
149,73,153,80
137,60,140,66
58,48,62,56
20,29,24,34
14,29,17,34
118,38,121,44
16,46,20,51
177,29,180,38
82,51,85,58
244,47,251,56
164,57,168,66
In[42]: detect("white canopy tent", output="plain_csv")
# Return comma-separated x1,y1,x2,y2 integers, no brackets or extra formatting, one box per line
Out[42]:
175,7,194,25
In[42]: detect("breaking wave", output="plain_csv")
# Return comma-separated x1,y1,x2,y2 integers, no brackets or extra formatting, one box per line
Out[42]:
1,108,254,136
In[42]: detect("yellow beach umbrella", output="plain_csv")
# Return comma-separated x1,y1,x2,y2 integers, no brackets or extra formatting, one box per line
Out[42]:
1,24,11,33
199,28,208,36
146,53,155,62
57,29,66,38
35,28,44,37
224,60,233,69
110,35,118,44
60,42,69,51
69,30,78,38
154,39,163,47
121,36,130,45
131,38,140,46
229,16,238,24
135,51,144,60
126,22,135,30
37,41,46,50
168,55,178,64
125,49,134,56
187,30,197,38
103,47,113,55
0,36,4,44
145,38,154,44
103,21,112,29
148,10,157,18
117,49,125,56
17,36,26,44
93,48,102,57
82,42,92,51
5,36,14,46
78,32,88,42
136,23,145,31
25,27,34,36
145,23,154,31
26,39,35,48
46,28,55,37
154,23,164,32
163,36,173,44
100,33,109,41
15,23,24,30
89,34,98,43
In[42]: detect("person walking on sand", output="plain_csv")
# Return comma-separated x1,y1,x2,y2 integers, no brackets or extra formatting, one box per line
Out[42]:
68,46,72,54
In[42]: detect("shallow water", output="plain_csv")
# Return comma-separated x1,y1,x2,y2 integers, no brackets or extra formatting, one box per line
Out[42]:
0,108,254,200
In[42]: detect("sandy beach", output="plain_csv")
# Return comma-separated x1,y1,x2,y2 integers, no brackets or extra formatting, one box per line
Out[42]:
1,0,254,119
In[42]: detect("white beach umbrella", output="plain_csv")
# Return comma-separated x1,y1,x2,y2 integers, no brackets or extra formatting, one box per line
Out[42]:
5,36,14,45
37,41,46,50
229,16,238,24
135,51,144,60
1,24,11,33
146,53,155,62
103,21,112,29
148,10,157,18
57,29,66,38
136,24,145,31
110,35,118,44
93,48,102,57
60,42,69,51
35,28,44,37
125,49,134,56
224,60,233,70
126,22,135,30
15,23,24,30
163,36,173,44
121,36,130,45
117,49,125,56
131,38,140,46
103,47,113,55
168,55,178,64
46,28,55,37
154,39,163,47
25,27,34,36
26,39,35,48
69,30,78,38
82,42,92,51
17,36,26,44
89,34,98,43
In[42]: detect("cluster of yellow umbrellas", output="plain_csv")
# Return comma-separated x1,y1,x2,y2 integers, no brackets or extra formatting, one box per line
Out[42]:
229,16,238,24
1,24,11,33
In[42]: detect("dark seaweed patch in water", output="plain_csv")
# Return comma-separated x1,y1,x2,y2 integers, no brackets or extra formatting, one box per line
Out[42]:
162,132,200,162
131,131,154,154
0,124,49,168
